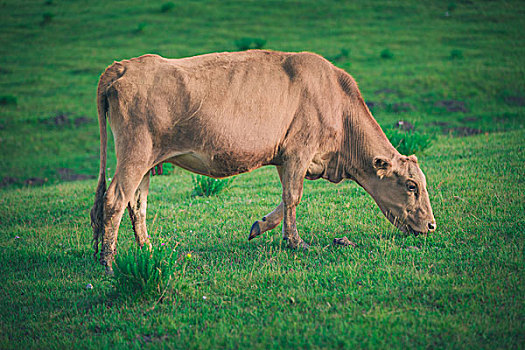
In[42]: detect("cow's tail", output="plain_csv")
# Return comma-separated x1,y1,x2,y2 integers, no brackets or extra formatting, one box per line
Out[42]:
90,62,125,260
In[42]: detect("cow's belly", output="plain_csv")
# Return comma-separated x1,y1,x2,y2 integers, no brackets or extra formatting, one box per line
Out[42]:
167,150,269,178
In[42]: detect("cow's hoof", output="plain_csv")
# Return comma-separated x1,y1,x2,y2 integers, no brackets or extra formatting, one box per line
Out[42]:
284,237,309,250
100,258,114,275
298,240,310,250
248,221,261,240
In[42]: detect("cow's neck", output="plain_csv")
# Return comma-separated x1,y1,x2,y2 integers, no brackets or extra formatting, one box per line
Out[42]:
337,95,398,182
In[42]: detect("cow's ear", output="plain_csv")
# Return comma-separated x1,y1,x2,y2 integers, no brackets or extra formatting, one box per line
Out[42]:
373,156,392,178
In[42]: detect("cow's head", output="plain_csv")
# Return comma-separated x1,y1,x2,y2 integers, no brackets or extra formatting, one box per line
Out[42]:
363,154,436,235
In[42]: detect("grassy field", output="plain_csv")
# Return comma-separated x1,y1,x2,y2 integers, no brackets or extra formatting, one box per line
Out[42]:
0,0,524,348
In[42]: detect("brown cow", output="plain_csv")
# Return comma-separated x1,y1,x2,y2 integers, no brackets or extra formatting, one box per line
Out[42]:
90,50,436,273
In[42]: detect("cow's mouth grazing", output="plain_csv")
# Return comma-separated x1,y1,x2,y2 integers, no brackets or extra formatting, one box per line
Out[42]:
400,224,425,236
385,210,425,236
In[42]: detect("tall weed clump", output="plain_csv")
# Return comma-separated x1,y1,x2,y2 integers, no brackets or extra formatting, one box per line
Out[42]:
327,48,350,62
0,95,17,106
380,48,394,59
160,2,175,12
385,128,434,155
113,245,177,297
134,22,147,34
41,12,54,25
192,175,233,197
234,37,266,51
449,49,463,60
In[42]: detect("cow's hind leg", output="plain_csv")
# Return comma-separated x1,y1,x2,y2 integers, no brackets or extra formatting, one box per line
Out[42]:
101,165,149,274
128,172,152,249
249,202,284,240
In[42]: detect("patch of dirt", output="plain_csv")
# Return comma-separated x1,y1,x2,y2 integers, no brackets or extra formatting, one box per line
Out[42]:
462,116,479,123
1,170,93,187
39,114,91,128
58,168,95,182
447,126,483,136
434,100,468,113
0,176,18,187
394,120,414,131
503,95,525,107
430,121,483,136
52,113,69,126
333,236,357,247
390,102,415,113
40,113,70,127
24,177,47,186
375,88,397,95
431,121,451,128
69,68,100,76
74,116,91,126
365,101,384,110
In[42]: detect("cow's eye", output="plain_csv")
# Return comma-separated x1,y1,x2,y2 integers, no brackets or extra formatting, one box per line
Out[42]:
407,181,417,192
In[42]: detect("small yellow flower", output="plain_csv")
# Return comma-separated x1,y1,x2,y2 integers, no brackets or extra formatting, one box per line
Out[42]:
186,253,192,259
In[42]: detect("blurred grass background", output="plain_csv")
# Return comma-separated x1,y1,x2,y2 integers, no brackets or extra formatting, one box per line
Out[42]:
1,0,523,185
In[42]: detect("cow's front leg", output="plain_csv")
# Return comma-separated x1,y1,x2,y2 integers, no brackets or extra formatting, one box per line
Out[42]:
281,164,309,249
127,172,152,250
249,202,284,240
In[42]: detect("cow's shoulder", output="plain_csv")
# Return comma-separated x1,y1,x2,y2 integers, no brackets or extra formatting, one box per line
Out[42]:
287,51,330,67
281,52,333,79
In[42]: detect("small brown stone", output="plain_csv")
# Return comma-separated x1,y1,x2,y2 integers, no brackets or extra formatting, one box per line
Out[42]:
333,236,357,247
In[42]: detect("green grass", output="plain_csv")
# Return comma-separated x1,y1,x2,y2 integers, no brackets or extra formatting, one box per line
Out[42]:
0,131,523,348
0,0,524,348
191,174,234,197
1,0,524,185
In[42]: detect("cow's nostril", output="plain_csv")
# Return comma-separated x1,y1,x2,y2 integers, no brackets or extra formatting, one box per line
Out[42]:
428,222,436,231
